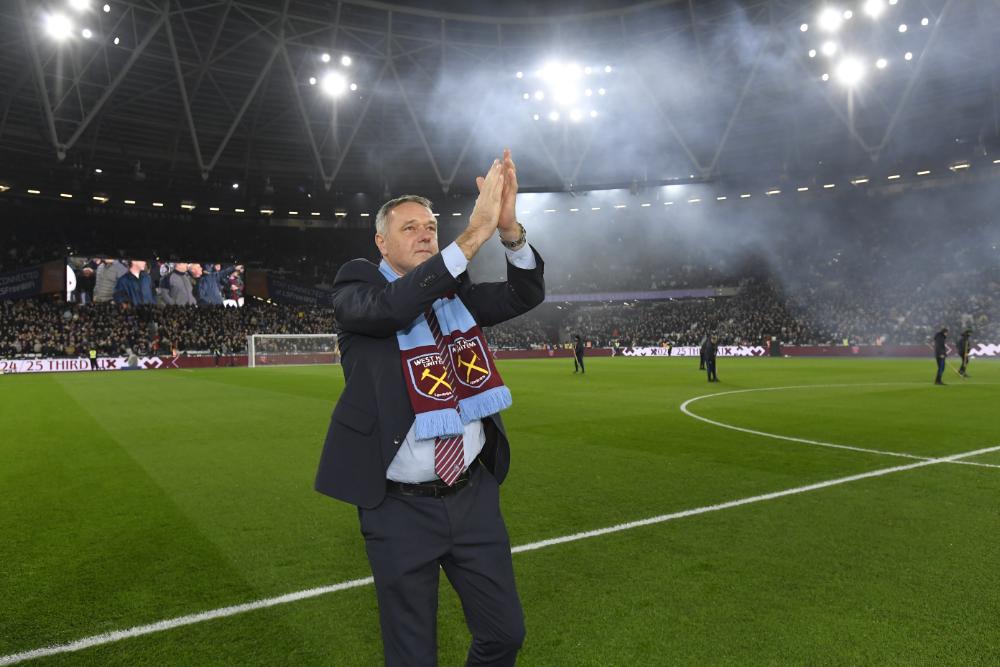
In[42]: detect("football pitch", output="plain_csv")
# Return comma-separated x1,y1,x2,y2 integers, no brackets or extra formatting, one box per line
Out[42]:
2,357,999,665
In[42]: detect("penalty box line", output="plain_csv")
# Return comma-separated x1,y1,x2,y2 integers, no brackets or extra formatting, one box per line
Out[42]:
4,443,1000,665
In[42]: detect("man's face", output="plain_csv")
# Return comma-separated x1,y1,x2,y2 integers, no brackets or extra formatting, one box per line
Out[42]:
174,262,189,273
375,201,439,276
189,263,203,278
131,260,147,272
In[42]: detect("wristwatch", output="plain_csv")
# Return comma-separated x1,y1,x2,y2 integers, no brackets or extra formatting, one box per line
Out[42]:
500,222,527,250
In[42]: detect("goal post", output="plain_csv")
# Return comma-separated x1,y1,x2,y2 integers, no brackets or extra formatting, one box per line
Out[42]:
247,333,340,368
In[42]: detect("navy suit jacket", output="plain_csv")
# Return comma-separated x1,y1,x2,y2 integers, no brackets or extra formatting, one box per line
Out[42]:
315,247,545,508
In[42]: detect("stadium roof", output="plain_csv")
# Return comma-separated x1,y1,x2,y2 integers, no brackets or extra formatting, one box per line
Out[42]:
0,0,996,201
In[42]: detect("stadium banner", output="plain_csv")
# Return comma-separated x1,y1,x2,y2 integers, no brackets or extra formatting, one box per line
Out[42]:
244,271,335,306
619,345,767,357
0,261,65,301
783,344,1000,358
0,355,249,374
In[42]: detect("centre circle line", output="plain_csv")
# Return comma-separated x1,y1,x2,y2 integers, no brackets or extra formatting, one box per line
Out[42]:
679,382,1000,470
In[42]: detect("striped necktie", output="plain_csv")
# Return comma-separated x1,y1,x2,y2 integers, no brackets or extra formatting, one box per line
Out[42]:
425,306,466,485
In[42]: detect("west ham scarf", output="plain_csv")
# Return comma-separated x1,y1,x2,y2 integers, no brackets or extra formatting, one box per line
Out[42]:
379,260,512,440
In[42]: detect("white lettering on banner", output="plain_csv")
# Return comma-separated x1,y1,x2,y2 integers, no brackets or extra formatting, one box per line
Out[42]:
0,357,174,375
619,346,766,358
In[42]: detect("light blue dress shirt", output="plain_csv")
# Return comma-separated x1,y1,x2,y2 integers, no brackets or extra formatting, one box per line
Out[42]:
386,240,537,483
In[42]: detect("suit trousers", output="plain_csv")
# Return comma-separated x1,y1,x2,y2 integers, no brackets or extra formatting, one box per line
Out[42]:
359,463,525,667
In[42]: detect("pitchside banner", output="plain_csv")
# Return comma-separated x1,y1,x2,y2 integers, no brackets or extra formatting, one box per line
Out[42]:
0,261,65,300
619,346,768,357
0,356,181,374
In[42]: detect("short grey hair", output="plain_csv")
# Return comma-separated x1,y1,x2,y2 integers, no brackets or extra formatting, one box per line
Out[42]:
375,194,434,236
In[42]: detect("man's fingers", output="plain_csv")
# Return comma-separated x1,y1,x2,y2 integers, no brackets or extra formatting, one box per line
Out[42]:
475,176,485,193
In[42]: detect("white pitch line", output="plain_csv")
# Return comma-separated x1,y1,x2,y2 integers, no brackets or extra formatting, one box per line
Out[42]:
680,383,1000,470
4,442,1000,665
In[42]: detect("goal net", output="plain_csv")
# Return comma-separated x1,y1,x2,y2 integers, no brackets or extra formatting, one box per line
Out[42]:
247,334,340,368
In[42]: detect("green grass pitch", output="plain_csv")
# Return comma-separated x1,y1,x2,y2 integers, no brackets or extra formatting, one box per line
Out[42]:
2,357,999,665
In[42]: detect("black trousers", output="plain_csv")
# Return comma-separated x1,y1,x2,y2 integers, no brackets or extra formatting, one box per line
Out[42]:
573,353,585,373
935,356,946,383
706,359,718,381
359,464,525,667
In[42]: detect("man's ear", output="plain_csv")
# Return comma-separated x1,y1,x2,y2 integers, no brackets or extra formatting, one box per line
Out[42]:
375,233,387,256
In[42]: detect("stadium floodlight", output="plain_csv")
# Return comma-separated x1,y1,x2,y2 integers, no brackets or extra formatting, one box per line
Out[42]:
91,195,109,203
590,110,598,118
904,51,913,61
917,170,931,175
123,198,135,204
863,0,885,18
209,206,220,212
533,90,544,100
544,209,556,213
604,65,612,73
235,208,245,213
451,212,462,216
994,159,1000,165
835,57,865,86
320,53,331,63
260,208,274,215
716,196,727,201
320,71,347,97
821,41,838,57
950,162,970,171
851,177,870,185
800,23,809,32
81,28,92,39
94,168,102,173
740,193,751,198
797,187,809,192
808,49,817,58
45,13,73,40
152,201,164,207
766,189,781,195
898,24,907,33
821,73,830,81
360,212,370,217
113,36,119,45
843,10,853,19
548,111,559,121
614,204,627,209
569,208,579,212
887,174,901,180
688,198,701,204
888,0,897,4
231,182,239,190
515,71,523,78
341,55,352,66
288,210,298,215
818,7,843,32
598,88,606,95
823,183,836,189
876,58,887,69
921,17,929,26
308,77,317,85
311,212,320,216
569,109,583,122
592,207,601,210
664,201,674,205
103,4,110,12
59,193,73,198
349,83,358,91
27,189,41,194
68,0,90,10
0,184,9,192
641,202,652,206
532,114,540,121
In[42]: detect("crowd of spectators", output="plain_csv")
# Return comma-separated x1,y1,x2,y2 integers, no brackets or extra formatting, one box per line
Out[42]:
0,299,337,358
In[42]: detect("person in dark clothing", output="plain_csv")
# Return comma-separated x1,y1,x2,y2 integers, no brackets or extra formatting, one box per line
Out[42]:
88,347,98,370
113,260,156,306
957,329,972,377
698,335,707,370
702,334,719,382
933,327,949,385
573,334,585,374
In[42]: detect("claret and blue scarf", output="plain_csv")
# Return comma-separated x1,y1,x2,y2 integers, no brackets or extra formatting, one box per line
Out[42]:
379,260,511,439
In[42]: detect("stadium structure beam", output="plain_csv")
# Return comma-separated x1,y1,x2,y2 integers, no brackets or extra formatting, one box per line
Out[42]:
52,8,132,117
327,62,393,187
706,9,770,176
875,0,956,155
61,3,168,155
164,7,208,176
17,0,63,159
389,61,447,191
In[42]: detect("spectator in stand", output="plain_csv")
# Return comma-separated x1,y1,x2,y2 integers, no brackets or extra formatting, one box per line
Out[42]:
93,258,128,303
161,262,197,306
191,263,239,305
113,261,156,306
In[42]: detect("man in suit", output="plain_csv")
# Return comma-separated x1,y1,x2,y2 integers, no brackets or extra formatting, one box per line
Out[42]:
316,150,544,666
702,334,719,382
